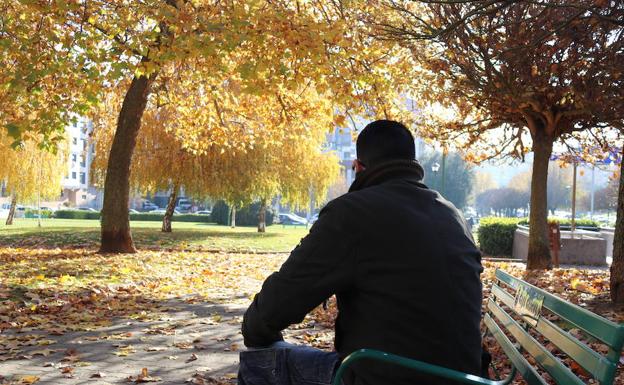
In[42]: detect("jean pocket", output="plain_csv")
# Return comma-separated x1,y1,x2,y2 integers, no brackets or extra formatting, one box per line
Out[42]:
239,350,279,385
289,348,340,385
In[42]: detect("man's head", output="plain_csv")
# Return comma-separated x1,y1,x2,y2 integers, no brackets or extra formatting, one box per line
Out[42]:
353,120,415,172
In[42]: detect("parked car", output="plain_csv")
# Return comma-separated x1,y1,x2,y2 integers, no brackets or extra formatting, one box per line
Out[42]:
196,210,212,215
77,207,98,212
142,203,159,212
309,213,319,224
129,209,139,214
175,198,193,213
278,213,308,225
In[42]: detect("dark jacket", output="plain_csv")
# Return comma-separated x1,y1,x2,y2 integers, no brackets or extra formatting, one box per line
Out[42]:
242,160,483,385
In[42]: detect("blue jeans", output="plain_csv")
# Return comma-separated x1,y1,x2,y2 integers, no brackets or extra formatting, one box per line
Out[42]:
238,342,341,385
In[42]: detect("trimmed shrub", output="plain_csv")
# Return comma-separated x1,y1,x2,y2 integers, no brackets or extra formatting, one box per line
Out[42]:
237,202,275,227
53,210,211,223
211,201,230,225
210,200,274,226
54,210,101,220
518,217,599,230
477,217,523,257
25,209,53,218
129,213,212,223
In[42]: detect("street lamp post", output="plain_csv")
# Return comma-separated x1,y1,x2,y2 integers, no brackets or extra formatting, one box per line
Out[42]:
431,162,440,191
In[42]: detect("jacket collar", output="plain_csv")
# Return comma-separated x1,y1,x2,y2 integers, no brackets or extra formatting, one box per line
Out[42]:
348,159,426,193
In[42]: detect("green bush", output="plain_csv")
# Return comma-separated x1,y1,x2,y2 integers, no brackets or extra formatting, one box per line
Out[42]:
53,210,212,223
237,202,275,227
54,210,101,220
210,200,274,226
477,217,523,256
129,213,212,223
517,217,599,229
211,201,230,225
24,209,53,218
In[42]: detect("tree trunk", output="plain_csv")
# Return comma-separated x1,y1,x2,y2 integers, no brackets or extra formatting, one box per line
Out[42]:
230,206,236,228
610,148,624,304
527,133,553,270
162,183,179,233
258,198,267,233
5,195,16,225
99,75,155,253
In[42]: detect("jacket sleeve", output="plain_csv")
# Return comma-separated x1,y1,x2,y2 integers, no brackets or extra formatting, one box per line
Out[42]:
242,200,356,348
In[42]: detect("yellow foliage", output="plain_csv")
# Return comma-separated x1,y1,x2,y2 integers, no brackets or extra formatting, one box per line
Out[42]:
0,132,68,204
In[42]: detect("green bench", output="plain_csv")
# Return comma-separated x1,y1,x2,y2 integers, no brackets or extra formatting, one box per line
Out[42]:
333,269,624,385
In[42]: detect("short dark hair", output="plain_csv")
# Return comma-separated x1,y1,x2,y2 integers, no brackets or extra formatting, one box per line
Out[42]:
356,120,415,167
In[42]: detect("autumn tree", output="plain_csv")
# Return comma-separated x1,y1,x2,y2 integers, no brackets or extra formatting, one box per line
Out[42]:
0,132,67,225
378,1,624,269
4,0,418,252
91,79,340,233
0,2,99,149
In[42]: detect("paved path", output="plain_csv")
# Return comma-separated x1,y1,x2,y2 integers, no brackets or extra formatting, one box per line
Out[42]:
1,301,247,385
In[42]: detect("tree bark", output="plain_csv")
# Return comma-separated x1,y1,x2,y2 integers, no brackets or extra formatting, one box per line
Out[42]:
5,195,16,225
99,75,155,253
527,133,553,270
230,206,236,228
610,148,624,304
162,183,179,233
258,198,267,233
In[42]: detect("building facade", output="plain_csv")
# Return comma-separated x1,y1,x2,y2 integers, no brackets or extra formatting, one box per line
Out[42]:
60,117,102,209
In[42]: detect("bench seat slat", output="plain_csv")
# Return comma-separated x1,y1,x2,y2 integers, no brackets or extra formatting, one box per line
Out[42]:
495,269,624,351
484,314,547,385
488,299,585,385
490,284,615,383
537,317,616,384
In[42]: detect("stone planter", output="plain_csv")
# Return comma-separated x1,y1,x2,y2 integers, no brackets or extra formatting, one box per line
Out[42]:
512,226,607,266
600,227,615,258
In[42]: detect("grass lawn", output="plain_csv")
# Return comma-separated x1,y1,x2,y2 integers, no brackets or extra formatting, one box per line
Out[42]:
0,218,309,252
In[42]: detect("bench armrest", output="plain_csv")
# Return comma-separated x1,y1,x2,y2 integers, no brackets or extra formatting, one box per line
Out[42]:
332,349,516,385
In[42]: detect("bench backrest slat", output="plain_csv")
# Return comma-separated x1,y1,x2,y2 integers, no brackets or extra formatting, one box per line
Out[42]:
487,299,586,385
490,284,616,383
484,314,548,385
495,269,624,351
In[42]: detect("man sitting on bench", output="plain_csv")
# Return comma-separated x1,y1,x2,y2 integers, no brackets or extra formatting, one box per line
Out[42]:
239,120,483,385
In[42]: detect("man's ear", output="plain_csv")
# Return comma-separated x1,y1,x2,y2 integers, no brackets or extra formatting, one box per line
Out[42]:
354,159,366,173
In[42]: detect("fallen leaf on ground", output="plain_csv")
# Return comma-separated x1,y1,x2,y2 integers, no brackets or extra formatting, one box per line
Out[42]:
186,353,198,363
127,368,162,383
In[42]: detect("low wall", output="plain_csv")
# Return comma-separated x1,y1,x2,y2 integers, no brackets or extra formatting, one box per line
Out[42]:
513,228,607,266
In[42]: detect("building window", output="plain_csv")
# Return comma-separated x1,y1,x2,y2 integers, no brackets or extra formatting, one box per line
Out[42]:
79,172,86,185
82,194,87,200
72,154,77,163
72,137,77,145
80,155,85,167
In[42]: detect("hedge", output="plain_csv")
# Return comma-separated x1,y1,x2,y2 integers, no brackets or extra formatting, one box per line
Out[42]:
211,200,275,226
129,213,212,223
478,216,602,257
54,210,101,220
517,217,599,229
53,210,212,223
477,217,523,257
24,209,53,218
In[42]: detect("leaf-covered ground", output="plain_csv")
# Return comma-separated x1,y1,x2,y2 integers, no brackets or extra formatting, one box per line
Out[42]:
0,223,621,384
